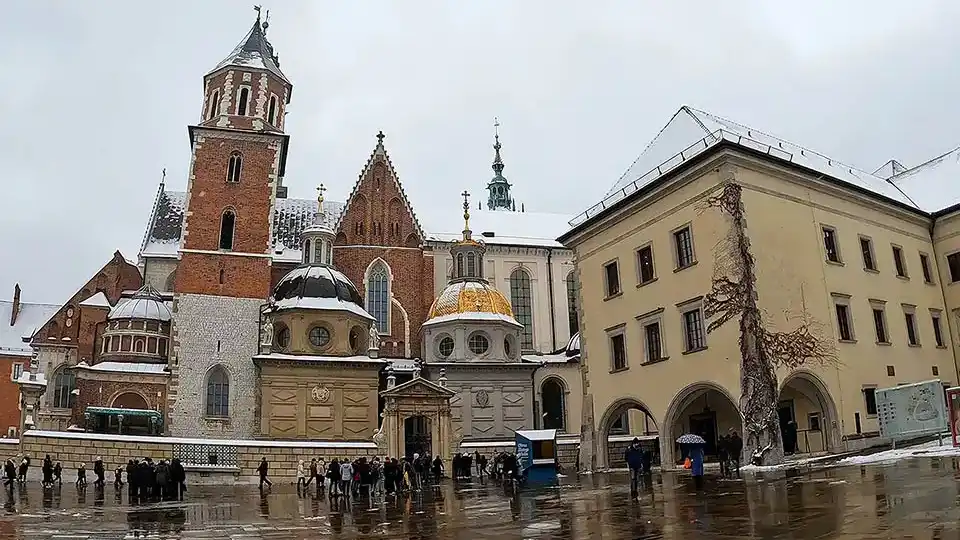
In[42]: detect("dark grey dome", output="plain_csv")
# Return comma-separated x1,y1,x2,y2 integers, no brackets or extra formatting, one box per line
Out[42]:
272,264,369,318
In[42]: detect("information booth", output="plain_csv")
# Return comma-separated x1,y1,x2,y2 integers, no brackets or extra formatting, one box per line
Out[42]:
947,387,960,447
515,429,558,484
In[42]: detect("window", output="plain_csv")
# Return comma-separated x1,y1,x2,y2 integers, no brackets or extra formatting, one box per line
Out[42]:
833,296,854,341
467,253,477,277
933,366,940,377
920,253,933,283
509,269,534,350
275,325,290,349
863,387,877,416
682,307,706,352
541,379,566,431
948,252,960,283
932,312,945,347
134,339,145,353
366,261,390,334
205,366,230,418
207,90,220,119
887,365,896,377
674,227,695,269
904,310,919,346
302,239,311,264
309,326,331,348
147,337,157,354
456,254,464,277
158,338,167,357
860,236,876,271
11,363,23,381
610,331,627,371
565,272,579,337
52,369,75,409
268,95,278,125
236,87,250,116
644,322,662,363
637,245,655,284
892,246,907,277
121,335,132,351
219,210,235,250
227,151,242,183
872,306,888,344
807,412,821,432
822,227,841,263
603,260,621,297
468,332,490,355
437,336,454,358
314,239,324,264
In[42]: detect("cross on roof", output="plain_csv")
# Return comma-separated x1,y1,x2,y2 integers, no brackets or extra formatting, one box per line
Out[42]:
461,190,470,209
376,131,385,145
317,183,326,203
494,117,500,137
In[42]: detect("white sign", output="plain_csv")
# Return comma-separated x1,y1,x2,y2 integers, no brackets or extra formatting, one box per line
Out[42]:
876,379,947,440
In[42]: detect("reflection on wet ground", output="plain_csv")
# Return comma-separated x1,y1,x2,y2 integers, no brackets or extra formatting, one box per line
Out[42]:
2,457,960,539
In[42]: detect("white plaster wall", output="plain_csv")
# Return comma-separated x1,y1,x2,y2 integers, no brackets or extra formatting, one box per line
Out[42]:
142,258,178,292
168,293,261,439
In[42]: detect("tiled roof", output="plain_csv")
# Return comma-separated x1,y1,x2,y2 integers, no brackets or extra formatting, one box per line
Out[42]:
0,301,59,357
209,18,289,85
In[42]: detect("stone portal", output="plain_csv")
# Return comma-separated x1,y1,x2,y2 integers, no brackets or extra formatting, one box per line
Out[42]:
379,371,454,462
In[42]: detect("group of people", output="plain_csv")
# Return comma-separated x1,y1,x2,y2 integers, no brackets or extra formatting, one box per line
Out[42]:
281,453,445,498
450,451,489,479
3,457,35,488
716,429,744,478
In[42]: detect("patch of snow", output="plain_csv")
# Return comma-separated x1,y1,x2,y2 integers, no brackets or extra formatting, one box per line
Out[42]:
387,358,419,372
23,430,378,449
108,293,172,322
273,296,373,321
422,205,573,248
460,440,515,448
0,439,18,445
889,146,960,214
836,437,960,466
76,361,169,375
78,292,111,309
516,429,557,441
0,300,59,357
15,371,47,387
253,353,384,365
422,311,521,328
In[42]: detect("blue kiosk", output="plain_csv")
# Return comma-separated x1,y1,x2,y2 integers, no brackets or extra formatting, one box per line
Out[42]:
515,429,558,484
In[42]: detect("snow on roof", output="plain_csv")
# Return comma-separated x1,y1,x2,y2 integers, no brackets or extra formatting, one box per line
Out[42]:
76,361,169,375
387,358,420,372
888,146,960,214
209,18,289,84
15,370,47,387
253,353,385,365
78,292,111,309
515,429,557,441
576,106,925,228
23,429,377,449
108,287,172,322
421,311,522,328
273,296,374,321
873,159,908,179
0,301,58,357
421,206,574,249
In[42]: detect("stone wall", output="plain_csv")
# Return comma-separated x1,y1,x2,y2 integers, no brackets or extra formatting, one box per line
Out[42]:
14,431,377,485
605,436,659,469
169,293,262,439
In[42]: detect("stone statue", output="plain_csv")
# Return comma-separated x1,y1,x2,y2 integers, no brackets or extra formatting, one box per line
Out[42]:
368,325,380,350
260,316,273,347
372,411,387,450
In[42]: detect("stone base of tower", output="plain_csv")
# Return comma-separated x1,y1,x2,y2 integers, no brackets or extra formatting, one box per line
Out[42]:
168,293,263,439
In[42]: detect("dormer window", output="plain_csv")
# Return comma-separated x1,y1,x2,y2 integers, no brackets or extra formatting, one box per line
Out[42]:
227,151,242,183
236,87,250,116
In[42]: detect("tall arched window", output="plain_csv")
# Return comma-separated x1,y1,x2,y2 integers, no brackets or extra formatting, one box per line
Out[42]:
268,95,278,125
541,378,566,431
467,253,477,277
456,254,464,278
566,272,579,337
510,268,534,350
226,151,242,183
236,87,250,116
366,261,390,334
53,369,75,409
205,366,230,417
207,90,220,120
314,239,324,264
219,210,236,251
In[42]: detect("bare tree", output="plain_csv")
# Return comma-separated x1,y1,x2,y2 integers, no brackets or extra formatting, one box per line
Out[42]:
699,182,837,466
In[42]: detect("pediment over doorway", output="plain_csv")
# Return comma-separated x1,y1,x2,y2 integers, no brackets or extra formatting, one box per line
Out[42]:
380,377,455,400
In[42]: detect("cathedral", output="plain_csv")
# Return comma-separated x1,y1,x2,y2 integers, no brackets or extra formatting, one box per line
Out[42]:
9,14,582,456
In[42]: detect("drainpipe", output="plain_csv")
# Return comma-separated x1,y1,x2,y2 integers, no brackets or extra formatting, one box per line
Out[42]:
929,220,959,384
547,248,557,351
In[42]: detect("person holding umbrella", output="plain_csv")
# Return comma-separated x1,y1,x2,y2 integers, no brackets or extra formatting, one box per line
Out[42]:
676,434,706,490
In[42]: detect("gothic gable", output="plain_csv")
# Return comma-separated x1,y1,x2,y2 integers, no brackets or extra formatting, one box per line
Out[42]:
336,134,425,247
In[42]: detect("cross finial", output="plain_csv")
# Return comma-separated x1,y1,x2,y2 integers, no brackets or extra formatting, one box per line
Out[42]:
494,117,500,137
317,183,326,206
461,190,470,210
376,131,385,145
461,190,472,241
254,5,262,20
161,168,166,185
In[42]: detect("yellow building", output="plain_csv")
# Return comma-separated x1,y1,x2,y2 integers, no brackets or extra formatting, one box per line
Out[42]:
560,106,960,469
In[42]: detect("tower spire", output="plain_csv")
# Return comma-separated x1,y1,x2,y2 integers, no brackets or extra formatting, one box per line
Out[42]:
317,183,326,212
486,118,514,211
461,190,472,241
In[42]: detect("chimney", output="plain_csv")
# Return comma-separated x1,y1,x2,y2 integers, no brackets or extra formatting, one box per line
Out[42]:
11,283,21,326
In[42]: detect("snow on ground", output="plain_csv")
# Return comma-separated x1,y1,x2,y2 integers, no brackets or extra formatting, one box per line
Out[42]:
836,437,960,466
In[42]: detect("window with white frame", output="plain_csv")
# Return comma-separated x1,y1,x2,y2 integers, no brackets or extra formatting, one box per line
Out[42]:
510,268,534,350
832,293,855,342
636,308,666,364
608,325,627,371
674,226,695,269
678,298,706,352
11,363,23,381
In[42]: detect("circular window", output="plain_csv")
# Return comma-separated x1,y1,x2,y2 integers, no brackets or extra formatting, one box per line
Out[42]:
275,326,290,349
309,326,331,348
504,337,511,358
437,336,455,358
468,332,490,355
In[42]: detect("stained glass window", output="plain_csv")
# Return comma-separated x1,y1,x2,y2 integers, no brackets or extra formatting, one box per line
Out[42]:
367,262,390,334
510,268,534,349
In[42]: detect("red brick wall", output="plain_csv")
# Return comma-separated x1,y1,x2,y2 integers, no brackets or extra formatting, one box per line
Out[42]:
73,377,167,428
31,252,142,348
77,306,107,365
200,69,291,132
0,355,23,436
176,252,272,299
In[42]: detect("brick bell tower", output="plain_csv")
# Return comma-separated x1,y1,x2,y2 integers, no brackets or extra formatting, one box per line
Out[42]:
169,9,292,438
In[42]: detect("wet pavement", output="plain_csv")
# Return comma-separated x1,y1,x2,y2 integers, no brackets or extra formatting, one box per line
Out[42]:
2,458,960,539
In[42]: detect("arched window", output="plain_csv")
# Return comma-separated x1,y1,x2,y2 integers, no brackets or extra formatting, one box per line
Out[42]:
314,239,324,264
456,254,464,278
53,369,75,409
236,87,250,116
207,90,220,119
226,151,242,183
164,270,177,292
510,268,534,350
366,261,390,334
541,378,566,431
566,272,579,337
205,366,230,417
268,95,278,125
467,253,477,277
219,210,236,251
303,239,311,264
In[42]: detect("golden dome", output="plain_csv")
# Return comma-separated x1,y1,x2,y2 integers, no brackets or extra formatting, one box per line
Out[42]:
428,281,514,319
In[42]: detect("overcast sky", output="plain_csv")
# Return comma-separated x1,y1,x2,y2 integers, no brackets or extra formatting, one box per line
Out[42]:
3,0,959,304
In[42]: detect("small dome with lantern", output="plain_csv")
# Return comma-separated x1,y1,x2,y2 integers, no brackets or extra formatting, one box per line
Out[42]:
108,285,172,322
100,285,171,362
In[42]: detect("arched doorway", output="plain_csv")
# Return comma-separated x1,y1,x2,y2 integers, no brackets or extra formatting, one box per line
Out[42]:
404,415,432,458
597,398,659,468
661,382,741,467
540,378,566,431
778,370,840,455
112,392,149,410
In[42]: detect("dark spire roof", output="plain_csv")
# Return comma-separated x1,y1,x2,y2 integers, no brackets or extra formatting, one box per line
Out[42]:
487,119,514,211
209,15,290,85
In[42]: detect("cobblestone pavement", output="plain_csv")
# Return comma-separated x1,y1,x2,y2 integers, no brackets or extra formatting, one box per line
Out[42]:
3,458,960,539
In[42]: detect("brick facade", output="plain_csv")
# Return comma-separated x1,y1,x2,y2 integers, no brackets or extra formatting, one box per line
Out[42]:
0,356,23,437
73,376,167,428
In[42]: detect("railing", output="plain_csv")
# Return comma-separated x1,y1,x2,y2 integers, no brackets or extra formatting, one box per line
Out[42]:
568,129,797,228
172,443,239,468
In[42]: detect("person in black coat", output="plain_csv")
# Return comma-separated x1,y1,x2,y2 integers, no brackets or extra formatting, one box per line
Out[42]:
257,457,272,489
728,429,744,476
54,461,63,485
126,460,138,499
170,458,186,500
3,459,15,488
42,455,53,486
93,457,105,487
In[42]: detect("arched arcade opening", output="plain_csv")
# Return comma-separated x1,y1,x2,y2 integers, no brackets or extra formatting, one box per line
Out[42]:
777,370,840,455
597,398,659,468
661,382,742,468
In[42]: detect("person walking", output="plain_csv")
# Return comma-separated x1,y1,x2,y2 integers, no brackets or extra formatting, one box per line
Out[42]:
432,455,443,482
3,459,15,488
296,459,307,493
339,458,353,497
327,458,340,496
54,461,63,485
17,456,30,484
624,438,644,498
42,455,53,487
717,434,730,478
316,458,326,491
114,465,124,489
728,429,743,477
93,457,105,487
305,458,318,489
257,457,272,490
170,458,186,500
76,463,87,488
690,445,705,491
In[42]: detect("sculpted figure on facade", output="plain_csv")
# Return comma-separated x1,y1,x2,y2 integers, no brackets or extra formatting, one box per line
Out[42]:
260,314,273,347
368,325,380,350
